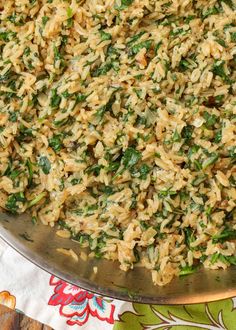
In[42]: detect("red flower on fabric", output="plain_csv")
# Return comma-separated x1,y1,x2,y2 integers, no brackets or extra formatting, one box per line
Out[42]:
48,276,115,326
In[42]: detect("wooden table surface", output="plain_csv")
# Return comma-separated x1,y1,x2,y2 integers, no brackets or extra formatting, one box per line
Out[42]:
0,305,53,330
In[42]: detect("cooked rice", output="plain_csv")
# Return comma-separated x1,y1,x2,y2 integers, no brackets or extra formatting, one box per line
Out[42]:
0,0,236,286
56,248,79,262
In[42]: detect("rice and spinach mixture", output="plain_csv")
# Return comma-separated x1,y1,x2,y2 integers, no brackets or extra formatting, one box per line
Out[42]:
0,0,236,286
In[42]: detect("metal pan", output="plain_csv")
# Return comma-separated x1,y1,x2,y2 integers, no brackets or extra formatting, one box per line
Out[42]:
1,211,236,304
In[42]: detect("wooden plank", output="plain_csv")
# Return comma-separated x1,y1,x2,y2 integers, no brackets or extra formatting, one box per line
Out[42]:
0,304,53,330
0,304,20,329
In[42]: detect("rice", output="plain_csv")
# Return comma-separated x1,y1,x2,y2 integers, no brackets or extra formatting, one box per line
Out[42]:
56,248,79,262
0,0,236,286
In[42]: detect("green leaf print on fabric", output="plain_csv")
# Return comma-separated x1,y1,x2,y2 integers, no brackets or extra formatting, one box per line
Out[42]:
113,298,236,330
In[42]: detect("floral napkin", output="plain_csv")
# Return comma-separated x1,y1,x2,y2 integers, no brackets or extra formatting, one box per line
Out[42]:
0,238,236,329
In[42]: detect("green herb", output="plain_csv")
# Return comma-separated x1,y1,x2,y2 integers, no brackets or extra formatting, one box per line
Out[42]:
3,159,12,177
139,164,151,180
133,247,140,263
70,178,81,185
219,0,235,9
231,32,236,43
61,90,70,98
170,27,188,37
67,7,73,18
58,219,71,230
181,125,194,141
134,74,144,80
154,41,162,55
211,252,220,264
91,62,112,77
184,227,195,248
0,31,16,42
23,47,31,57
203,111,217,128
8,111,18,122
50,89,61,108
116,0,134,10
140,221,149,231
49,134,63,153
86,164,103,176
179,59,190,72
100,30,112,41
75,93,87,104
185,15,196,23
53,45,65,68
214,130,222,143
100,185,114,195
193,159,202,171
172,129,181,142
136,115,147,127
31,216,37,225
42,16,49,26
133,88,142,99
192,174,207,186
158,189,176,198
95,94,116,120
17,125,33,142
9,170,21,180
179,265,198,276
38,156,51,175
212,60,230,83
202,153,219,169
28,192,47,208
67,17,73,28
0,68,12,82
7,13,25,26
5,192,26,213
229,147,236,163
129,40,152,56
216,38,226,47
212,228,236,243
60,35,68,47
122,147,142,170
107,161,120,173
202,6,220,19
127,31,145,46
225,255,236,265
26,159,33,186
